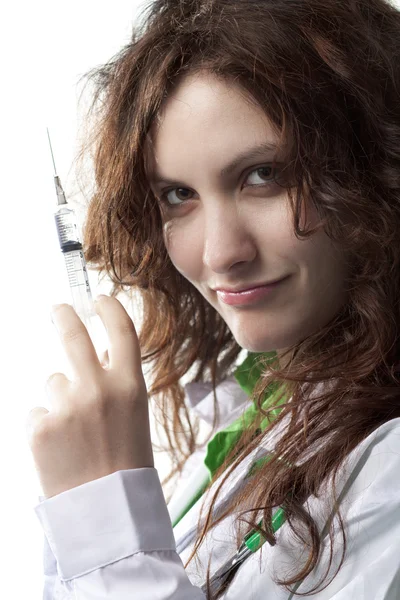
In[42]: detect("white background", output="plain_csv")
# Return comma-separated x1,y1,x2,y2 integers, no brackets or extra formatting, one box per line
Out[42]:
2,1,399,597
0,2,173,597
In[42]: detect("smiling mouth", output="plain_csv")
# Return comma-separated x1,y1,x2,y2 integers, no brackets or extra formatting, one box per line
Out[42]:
214,276,288,294
215,275,290,306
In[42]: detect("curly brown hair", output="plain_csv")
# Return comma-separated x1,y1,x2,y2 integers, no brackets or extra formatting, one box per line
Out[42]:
76,0,400,596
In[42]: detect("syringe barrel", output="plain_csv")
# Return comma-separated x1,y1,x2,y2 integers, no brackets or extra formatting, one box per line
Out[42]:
63,249,96,323
62,250,107,359
54,206,95,327
50,167,107,360
54,206,82,252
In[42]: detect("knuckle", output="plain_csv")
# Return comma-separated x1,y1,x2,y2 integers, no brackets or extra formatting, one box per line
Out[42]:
60,325,85,344
120,376,146,402
83,382,104,404
76,381,108,412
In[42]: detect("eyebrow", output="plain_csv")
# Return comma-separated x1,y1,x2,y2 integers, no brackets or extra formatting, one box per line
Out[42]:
148,141,279,186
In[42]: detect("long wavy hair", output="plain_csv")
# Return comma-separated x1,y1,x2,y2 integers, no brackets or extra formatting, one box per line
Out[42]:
76,0,400,595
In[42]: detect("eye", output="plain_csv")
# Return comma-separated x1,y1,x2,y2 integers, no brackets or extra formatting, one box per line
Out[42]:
244,165,276,186
160,187,195,207
157,164,280,208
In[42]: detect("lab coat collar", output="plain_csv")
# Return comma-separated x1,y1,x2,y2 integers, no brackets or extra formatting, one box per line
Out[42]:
183,376,252,429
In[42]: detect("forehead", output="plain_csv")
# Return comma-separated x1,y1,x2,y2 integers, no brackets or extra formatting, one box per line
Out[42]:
144,73,279,174
155,72,273,132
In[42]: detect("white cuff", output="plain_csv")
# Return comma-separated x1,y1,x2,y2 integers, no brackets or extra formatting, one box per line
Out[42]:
34,468,175,581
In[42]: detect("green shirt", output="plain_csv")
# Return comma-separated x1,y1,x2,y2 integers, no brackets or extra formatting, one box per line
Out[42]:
204,350,285,478
172,350,286,527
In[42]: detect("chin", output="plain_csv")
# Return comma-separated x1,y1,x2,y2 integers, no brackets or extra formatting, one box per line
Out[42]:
233,335,279,353
232,325,299,353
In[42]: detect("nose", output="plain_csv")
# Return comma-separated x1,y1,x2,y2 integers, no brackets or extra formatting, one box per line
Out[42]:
202,198,256,273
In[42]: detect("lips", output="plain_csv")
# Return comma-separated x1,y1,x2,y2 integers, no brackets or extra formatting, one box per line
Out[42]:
215,276,289,306
214,277,286,294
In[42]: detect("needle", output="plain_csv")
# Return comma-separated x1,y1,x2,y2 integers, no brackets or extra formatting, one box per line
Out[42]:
46,127,67,206
46,127,58,176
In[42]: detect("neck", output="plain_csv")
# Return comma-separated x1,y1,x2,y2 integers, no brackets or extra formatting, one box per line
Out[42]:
276,347,294,371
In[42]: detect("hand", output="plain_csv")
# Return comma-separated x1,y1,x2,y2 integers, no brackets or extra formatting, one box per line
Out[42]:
26,295,154,499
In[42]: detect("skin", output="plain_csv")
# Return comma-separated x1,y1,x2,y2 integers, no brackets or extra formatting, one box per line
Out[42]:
146,72,349,365
26,296,154,499
26,72,349,499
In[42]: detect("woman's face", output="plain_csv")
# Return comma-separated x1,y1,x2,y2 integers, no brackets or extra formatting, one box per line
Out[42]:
146,72,348,353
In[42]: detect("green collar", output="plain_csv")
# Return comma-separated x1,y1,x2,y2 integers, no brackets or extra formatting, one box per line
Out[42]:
171,351,286,528
204,350,285,478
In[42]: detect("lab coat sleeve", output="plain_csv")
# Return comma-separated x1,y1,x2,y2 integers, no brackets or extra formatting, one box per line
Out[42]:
34,468,206,600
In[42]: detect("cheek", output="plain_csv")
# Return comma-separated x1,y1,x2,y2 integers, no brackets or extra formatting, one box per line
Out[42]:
274,199,325,260
252,199,298,258
162,220,202,279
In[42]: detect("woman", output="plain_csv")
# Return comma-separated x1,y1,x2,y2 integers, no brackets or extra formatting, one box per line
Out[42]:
27,0,400,598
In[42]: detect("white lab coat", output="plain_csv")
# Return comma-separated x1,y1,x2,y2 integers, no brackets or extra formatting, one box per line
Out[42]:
34,375,400,599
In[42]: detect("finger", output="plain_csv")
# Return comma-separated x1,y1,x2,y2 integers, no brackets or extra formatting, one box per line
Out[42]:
94,296,142,374
45,372,70,410
51,303,102,382
46,372,70,390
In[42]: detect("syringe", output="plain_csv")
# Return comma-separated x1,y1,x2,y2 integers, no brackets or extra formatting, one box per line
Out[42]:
47,129,102,355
